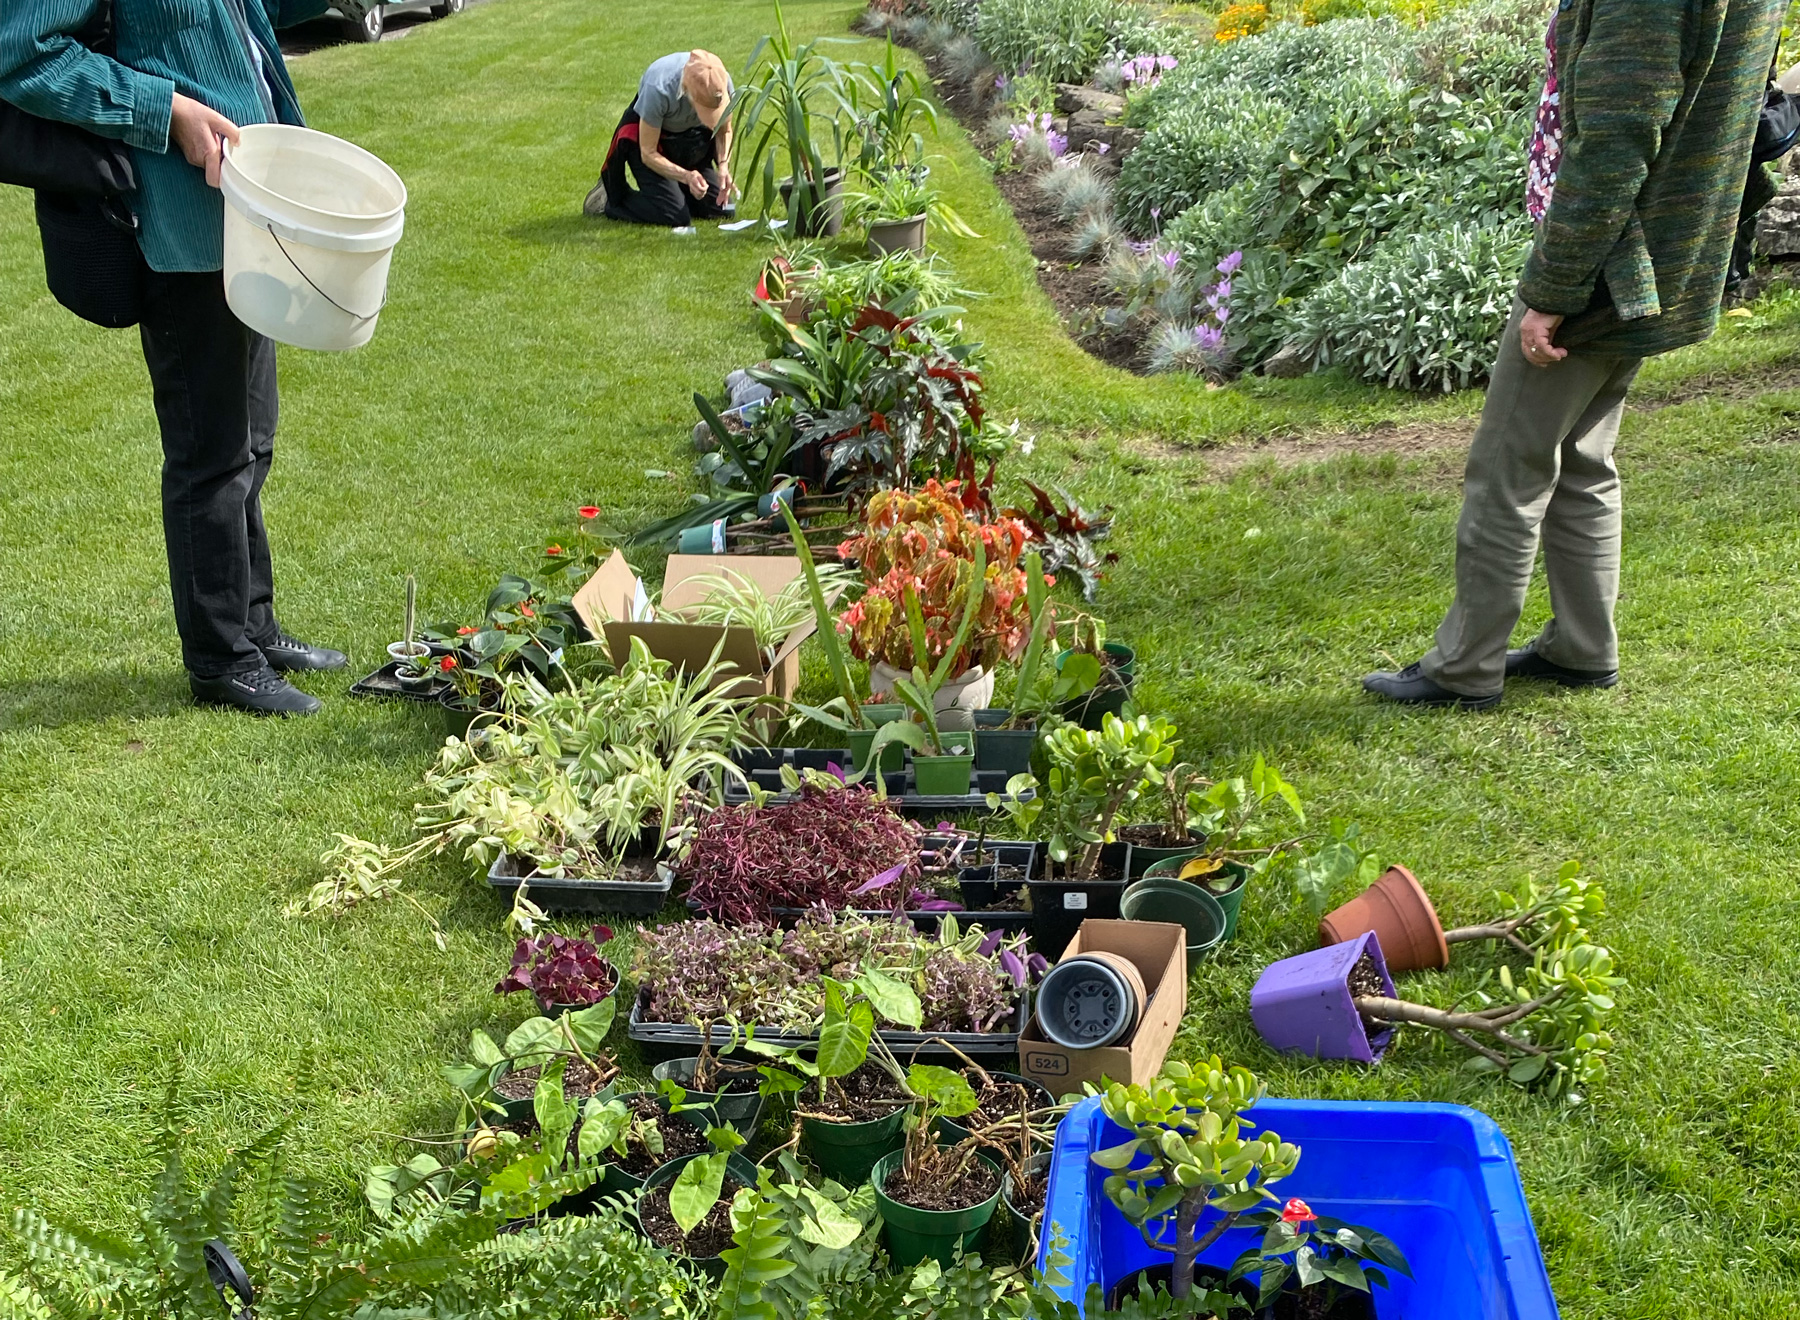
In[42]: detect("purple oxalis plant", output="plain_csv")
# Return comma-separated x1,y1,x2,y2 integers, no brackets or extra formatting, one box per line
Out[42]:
495,925,617,1008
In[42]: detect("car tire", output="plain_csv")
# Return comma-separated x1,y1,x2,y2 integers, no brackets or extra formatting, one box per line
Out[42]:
352,3,383,41
431,0,464,16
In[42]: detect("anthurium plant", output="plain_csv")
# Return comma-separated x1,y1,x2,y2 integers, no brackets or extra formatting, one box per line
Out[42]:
1093,1058,1301,1303
1226,1197,1411,1313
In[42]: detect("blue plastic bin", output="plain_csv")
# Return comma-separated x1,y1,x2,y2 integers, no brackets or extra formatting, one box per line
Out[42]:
1038,1096,1558,1319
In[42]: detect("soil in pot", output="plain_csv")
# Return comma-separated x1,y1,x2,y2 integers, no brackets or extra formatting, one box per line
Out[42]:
1114,825,1193,849
960,1073,1048,1129
638,1174,747,1259
1346,952,1391,1033
882,1152,999,1212
495,854,663,886
1267,1288,1378,1320
1006,1162,1047,1217
606,1094,710,1178
493,1055,615,1103
803,1062,909,1122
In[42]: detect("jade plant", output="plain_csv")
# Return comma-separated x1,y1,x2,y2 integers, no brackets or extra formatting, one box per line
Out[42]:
1353,927,1624,1103
1442,859,1607,958
1093,1058,1301,1303
987,712,1178,879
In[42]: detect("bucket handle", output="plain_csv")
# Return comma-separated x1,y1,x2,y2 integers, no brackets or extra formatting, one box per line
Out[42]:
267,227,386,324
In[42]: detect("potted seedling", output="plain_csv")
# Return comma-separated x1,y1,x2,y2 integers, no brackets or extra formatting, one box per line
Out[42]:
388,573,432,687
444,998,621,1125
971,550,1070,777
636,1115,756,1278
494,925,618,1017
870,1064,1005,1268
1226,1197,1411,1319
864,531,990,796
988,711,1177,955
649,1015,773,1137
845,169,979,257
1135,756,1310,940
1055,613,1136,729
1093,1058,1301,1304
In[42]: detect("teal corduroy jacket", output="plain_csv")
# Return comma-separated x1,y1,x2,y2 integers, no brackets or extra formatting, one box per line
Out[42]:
0,0,329,273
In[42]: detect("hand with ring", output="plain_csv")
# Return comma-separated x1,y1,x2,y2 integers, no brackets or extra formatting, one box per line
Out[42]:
1520,309,1567,367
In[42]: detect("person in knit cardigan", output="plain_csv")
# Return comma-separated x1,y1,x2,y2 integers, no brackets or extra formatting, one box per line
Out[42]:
1364,0,1788,708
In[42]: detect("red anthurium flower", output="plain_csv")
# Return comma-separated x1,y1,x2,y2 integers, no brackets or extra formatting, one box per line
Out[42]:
520,604,535,618
1280,1198,1316,1224
578,505,601,519
546,545,563,556
439,655,457,672
457,625,477,636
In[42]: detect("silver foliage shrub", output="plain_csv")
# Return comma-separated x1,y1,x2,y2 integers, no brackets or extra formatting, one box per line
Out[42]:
1288,223,1531,392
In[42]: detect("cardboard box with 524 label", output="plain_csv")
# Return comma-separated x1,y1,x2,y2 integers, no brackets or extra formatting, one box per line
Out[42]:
1018,918,1187,1097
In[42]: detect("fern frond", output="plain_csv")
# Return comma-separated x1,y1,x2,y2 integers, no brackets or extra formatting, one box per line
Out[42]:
9,1209,140,1280
715,1184,793,1320
0,1271,51,1320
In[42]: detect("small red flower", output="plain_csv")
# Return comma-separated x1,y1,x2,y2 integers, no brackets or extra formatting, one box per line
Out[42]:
1280,1198,1316,1224
439,655,457,672
578,505,601,519
457,625,476,636
520,604,535,618
546,545,563,556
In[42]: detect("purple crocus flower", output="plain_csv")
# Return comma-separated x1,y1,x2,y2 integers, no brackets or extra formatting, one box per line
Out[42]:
1096,141,1111,155
1161,249,1180,272
1046,129,1068,158
1215,306,1231,325
1217,250,1244,276
1150,206,1162,221
1194,323,1224,352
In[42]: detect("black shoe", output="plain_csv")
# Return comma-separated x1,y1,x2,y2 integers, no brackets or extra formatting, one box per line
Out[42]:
1504,640,1618,688
191,665,324,716
1362,662,1501,710
262,629,347,672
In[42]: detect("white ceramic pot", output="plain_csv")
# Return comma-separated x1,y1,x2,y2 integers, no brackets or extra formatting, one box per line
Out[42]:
869,662,994,732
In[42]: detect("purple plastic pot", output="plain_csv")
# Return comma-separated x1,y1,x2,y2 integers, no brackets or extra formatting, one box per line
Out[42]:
1248,930,1396,1064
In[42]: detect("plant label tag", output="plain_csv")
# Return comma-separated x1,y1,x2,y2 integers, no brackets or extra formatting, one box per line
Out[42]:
630,578,653,622
1064,893,1088,910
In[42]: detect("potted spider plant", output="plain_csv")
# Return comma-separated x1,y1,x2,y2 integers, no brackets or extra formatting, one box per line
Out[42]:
845,170,977,256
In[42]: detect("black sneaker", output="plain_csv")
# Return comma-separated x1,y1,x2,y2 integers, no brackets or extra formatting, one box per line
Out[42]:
262,630,347,672
191,665,323,716
1362,662,1501,710
1504,640,1618,688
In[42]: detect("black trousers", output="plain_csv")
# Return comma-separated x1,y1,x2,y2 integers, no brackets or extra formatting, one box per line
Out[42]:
138,268,280,679
599,103,731,226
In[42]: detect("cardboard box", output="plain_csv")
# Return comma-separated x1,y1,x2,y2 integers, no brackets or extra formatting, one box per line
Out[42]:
571,550,815,701
1018,919,1187,1098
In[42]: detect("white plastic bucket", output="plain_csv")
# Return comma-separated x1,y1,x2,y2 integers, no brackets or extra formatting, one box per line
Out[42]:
220,124,406,351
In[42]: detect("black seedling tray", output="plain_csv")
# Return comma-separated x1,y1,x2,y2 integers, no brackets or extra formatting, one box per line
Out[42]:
487,853,673,915
349,659,453,703
720,748,1027,816
626,992,1029,1066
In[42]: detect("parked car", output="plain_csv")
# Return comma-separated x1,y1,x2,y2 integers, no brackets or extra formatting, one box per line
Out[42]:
328,0,463,43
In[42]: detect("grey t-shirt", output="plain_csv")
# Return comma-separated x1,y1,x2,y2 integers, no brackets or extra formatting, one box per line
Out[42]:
636,52,732,135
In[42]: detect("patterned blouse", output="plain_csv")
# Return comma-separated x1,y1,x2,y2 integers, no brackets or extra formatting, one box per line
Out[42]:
1526,15,1561,224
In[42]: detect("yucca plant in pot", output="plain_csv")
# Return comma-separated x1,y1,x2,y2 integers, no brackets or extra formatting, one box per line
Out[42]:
735,0,854,237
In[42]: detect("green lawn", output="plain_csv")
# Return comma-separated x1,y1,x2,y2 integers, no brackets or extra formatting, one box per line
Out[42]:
6,0,1800,1314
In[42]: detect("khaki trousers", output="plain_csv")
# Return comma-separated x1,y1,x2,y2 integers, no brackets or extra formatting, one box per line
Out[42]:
1420,300,1643,697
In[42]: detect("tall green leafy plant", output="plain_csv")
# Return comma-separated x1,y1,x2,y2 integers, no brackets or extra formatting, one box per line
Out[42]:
735,0,855,231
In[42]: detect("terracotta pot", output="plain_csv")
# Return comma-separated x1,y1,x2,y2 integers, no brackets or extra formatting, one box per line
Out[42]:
1317,864,1448,972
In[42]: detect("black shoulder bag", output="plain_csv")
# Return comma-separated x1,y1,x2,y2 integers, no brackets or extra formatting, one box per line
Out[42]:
0,0,147,328
1755,55,1800,165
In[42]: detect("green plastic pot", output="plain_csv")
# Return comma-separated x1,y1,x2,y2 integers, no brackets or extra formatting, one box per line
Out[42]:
974,721,1038,775
871,1149,1003,1268
1120,876,1227,961
437,691,478,739
638,1150,762,1279
851,704,907,772
1143,857,1250,941
912,752,975,796
802,1105,907,1185
1000,1151,1051,1266
1124,835,1206,878
648,1057,766,1139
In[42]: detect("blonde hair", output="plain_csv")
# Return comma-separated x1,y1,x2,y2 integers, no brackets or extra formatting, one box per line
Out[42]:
682,50,730,117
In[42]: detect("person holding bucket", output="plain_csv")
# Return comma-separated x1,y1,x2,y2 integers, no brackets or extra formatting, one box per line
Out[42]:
0,0,349,716
585,50,736,228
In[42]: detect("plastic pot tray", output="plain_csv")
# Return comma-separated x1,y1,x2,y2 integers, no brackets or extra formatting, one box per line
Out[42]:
487,853,673,915
627,992,1030,1066
1039,1095,1559,1319
720,748,1030,816
348,659,453,704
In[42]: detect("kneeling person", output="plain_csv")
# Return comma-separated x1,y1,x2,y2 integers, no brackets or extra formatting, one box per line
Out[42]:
588,50,734,226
